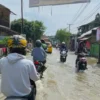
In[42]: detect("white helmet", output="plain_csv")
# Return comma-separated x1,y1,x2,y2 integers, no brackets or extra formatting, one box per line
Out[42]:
62,42,65,44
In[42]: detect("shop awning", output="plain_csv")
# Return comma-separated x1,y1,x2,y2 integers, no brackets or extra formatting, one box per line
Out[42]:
79,37,90,41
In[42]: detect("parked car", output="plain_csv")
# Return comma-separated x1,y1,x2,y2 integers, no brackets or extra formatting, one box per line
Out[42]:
45,42,52,53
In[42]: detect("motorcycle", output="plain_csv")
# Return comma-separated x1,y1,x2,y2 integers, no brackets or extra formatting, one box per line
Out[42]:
60,50,67,62
5,80,36,100
34,61,47,78
76,53,87,72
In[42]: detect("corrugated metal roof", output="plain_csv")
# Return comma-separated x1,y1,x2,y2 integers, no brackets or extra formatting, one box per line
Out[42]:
78,27,98,38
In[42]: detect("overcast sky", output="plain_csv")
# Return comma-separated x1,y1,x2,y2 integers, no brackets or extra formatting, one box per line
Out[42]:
1,0,100,35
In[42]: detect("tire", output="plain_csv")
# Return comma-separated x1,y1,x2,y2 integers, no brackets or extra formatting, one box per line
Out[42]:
76,61,79,72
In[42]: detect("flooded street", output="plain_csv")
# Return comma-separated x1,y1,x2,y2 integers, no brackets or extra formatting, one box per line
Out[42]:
0,49,100,100
36,49,100,100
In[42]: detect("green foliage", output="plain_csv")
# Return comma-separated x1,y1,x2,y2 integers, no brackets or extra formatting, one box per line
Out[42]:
55,29,71,44
11,19,46,42
0,36,10,45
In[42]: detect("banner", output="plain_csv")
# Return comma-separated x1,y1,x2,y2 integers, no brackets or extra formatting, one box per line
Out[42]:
96,27,100,41
29,0,90,7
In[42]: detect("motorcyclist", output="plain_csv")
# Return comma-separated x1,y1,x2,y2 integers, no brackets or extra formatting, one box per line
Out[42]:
41,39,47,51
32,40,46,63
0,35,39,100
76,41,87,68
60,42,68,52
31,40,47,78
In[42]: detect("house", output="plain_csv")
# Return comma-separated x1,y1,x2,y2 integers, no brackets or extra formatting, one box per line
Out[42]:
78,13,100,36
0,4,19,56
77,14,100,57
0,4,19,36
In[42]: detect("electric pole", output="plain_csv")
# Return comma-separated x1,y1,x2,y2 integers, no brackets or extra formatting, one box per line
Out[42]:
67,24,73,33
21,0,23,34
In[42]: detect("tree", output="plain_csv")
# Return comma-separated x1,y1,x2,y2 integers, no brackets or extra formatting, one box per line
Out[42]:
55,29,71,45
11,19,46,42
30,21,46,43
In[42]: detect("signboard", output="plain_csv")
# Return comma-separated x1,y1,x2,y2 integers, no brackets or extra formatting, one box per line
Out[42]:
96,27,100,41
29,0,90,7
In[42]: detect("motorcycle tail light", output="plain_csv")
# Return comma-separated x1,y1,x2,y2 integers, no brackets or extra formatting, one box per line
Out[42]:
34,61,39,65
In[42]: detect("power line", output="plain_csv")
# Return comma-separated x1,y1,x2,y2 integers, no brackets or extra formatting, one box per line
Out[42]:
72,3,90,24
76,1,100,25
70,3,84,23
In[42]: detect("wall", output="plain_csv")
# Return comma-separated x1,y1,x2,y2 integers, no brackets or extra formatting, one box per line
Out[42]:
0,5,10,27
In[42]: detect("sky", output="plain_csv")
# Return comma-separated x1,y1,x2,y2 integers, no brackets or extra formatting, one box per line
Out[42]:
0,0,100,36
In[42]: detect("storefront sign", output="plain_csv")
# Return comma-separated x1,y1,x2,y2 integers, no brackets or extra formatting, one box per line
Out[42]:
96,27,100,41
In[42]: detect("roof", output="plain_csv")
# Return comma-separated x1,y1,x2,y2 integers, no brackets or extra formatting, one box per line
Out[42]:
79,37,90,41
78,27,98,38
0,25,20,35
78,20,94,28
41,35,49,39
0,4,16,15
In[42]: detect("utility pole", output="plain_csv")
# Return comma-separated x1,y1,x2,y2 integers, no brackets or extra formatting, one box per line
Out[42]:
21,0,23,34
67,24,73,33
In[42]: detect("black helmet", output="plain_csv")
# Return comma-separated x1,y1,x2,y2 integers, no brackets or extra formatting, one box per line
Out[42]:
35,40,42,47
41,39,45,43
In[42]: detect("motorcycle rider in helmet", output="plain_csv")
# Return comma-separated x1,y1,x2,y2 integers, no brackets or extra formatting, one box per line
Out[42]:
60,42,68,53
0,35,39,100
75,41,87,68
41,39,47,51
31,40,47,78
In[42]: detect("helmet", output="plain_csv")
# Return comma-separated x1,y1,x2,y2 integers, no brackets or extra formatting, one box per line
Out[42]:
41,39,45,43
62,42,65,44
35,40,42,47
8,35,27,48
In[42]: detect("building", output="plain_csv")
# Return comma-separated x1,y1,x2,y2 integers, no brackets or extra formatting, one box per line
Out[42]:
0,4,19,36
0,4,19,56
77,13,100,57
41,35,50,42
78,13,100,37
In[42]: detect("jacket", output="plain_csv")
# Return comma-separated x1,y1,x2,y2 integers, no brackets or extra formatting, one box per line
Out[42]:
0,53,39,97
31,47,46,61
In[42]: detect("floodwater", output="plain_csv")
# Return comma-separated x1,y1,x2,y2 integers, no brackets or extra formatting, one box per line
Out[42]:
0,49,100,100
35,49,100,100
